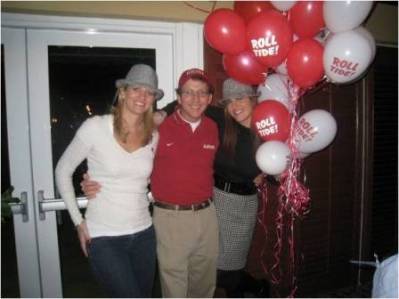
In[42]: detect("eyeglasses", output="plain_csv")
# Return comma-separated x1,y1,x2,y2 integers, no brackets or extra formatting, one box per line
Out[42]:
180,90,210,98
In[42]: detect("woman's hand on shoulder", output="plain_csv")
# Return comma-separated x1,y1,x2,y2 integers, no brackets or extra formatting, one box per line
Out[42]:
253,173,281,187
153,111,167,127
253,173,264,187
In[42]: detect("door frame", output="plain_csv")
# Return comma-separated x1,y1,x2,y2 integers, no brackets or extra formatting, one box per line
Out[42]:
2,26,42,298
2,12,204,298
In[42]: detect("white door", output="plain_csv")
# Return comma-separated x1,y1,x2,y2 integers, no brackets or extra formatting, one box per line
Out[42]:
3,24,174,297
2,27,42,298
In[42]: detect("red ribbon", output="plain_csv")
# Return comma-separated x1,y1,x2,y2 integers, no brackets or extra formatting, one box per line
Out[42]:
257,79,312,297
256,176,270,277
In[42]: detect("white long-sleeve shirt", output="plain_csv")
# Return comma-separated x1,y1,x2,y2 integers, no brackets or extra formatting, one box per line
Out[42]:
55,114,158,237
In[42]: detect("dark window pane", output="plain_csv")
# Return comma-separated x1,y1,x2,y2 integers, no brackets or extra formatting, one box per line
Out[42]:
49,46,155,197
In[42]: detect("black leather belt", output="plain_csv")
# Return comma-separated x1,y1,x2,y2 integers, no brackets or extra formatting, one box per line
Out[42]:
214,175,257,195
154,199,212,211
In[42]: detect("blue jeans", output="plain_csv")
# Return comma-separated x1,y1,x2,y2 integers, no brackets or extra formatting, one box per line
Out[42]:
88,225,156,298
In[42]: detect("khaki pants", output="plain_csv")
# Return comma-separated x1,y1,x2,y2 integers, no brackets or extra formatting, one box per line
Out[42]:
153,203,219,298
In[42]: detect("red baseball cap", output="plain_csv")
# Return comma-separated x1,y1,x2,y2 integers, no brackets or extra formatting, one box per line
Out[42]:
178,68,214,92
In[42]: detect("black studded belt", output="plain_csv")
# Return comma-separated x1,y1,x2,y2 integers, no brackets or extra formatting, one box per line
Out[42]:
214,175,257,195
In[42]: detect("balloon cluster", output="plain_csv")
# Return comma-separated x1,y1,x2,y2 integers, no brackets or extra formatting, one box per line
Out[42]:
205,2,375,294
204,0,375,178
253,100,337,177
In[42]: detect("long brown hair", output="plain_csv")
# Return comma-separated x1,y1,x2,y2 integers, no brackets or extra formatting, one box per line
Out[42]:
221,96,261,158
111,87,154,145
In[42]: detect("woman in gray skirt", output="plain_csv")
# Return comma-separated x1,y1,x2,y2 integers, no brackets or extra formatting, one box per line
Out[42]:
209,78,269,297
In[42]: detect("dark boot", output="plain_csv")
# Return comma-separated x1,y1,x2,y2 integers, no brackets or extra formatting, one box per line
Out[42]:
238,270,270,298
217,269,245,298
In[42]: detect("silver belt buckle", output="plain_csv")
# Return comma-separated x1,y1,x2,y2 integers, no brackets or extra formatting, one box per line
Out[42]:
224,182,231,193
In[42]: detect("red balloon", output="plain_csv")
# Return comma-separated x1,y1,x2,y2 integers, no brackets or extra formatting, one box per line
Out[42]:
247,10,293,68
289,1,325,38
251,100,291,142
223,50,267,85
204,8,247,55
233,1,274,23
287,39,324,88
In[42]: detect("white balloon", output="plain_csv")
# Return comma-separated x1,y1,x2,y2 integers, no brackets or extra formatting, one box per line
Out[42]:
270,1,296,11
256,141,291,175
294,109,337,154
323,1,373,33
342,27,376,84
323,29,373,83
257,74,291,109
354,26,376,59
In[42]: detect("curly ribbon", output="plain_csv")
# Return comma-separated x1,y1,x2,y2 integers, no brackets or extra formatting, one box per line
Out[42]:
271,199,284,284
257,79,313,297
256,78,319,297
256,175,270,277
280,80,310,297
287,212,298,298
281,79,311,218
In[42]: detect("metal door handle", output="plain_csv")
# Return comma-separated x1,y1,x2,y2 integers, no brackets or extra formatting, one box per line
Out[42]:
10,192,29,222
37,190,88,220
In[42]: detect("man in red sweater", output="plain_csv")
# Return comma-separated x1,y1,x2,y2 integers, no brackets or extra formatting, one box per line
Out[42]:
81,68,219,297
151,68,219,298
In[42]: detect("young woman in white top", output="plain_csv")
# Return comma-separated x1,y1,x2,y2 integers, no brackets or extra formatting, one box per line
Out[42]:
55,64,163,298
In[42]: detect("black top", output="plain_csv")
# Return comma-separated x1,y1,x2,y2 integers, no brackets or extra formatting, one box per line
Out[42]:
163,102,261,185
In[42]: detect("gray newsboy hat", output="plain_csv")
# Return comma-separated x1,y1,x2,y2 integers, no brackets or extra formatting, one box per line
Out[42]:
221,78,259,104
115,64,164,100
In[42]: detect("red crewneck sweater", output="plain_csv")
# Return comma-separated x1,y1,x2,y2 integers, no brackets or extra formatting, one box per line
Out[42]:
151,111,219,205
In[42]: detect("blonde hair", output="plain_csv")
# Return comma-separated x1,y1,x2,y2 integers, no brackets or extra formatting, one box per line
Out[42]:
111,87,155,146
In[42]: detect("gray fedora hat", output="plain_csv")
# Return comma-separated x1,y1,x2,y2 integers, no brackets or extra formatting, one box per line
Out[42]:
115,64,164,100
220,78,259,104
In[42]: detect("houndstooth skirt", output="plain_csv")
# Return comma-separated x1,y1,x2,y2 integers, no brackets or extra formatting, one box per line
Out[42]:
213,187,259,270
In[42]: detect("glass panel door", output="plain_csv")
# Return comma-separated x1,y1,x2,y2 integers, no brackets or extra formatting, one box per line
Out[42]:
4,26,173,297
29,29,172,297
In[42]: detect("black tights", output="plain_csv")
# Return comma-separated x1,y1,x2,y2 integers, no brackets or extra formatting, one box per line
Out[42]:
217,269,270,298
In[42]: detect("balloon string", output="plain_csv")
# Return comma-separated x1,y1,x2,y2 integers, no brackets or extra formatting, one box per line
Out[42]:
287,214,298,298
183,1,217,14
257,81,312,297
274,81,310,297
257,175,270,277
270,197,284,286
281,80,311,218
